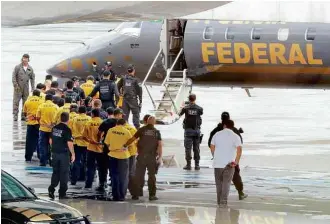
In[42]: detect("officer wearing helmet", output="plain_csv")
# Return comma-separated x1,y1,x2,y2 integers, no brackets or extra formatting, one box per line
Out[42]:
117,64,142,128
179,93,203,171
12,53,35,121
89,70,119,110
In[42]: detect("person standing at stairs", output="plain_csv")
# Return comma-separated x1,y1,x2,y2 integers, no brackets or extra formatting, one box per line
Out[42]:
179,93,203,171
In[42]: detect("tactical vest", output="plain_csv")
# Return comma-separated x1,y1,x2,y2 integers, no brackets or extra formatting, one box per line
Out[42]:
123,75,137,98
99,79,114,102
183,104,202,130
137,126,160,156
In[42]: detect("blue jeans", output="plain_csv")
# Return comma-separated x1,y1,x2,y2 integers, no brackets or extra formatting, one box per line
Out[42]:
71,145,87,184
25,124,39,161
109,157,129,201
38,131,51,165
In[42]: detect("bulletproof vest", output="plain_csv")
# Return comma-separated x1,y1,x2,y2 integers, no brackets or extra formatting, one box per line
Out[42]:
183,104,202,130
123,75,137,98
137,126,160,156
99,79,114,102
64,90,79,103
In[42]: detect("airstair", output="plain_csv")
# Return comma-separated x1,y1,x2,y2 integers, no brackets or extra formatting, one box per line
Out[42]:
142,48,192,125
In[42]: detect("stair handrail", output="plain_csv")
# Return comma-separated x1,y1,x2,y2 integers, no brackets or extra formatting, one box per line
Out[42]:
172,69,187,115
142,48,162,86
161,48,184,86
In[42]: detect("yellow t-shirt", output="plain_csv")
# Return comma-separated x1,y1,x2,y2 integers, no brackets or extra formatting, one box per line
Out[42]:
36,100,59,132
23,96,44,125
28,92,45,101
54,103,71,124
72,114,91,147
83,117,103,153
104,125,132,159
68,112,78,130
124,123,137,156
80,80,99,99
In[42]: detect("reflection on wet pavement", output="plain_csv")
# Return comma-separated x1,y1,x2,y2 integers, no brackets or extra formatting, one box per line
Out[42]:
59,199,330,224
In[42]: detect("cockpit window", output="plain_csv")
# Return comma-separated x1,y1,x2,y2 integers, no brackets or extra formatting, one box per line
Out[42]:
114,22,142,37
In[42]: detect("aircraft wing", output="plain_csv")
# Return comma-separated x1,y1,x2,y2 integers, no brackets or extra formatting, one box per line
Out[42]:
1,1,231,27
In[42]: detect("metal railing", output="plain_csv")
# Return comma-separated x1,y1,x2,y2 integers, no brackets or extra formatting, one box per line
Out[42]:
161,48,184,86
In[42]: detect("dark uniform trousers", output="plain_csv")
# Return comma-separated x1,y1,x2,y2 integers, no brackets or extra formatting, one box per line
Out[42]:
38,131,51,166
49,152,70,196
25,124,39,161
101,101,115,111
233,165,243,192
184,135,201,163
122,98,140,128
85,151,108,188
71,145,87,184
109,157,129,200
128,155,136,195
133,154,157,197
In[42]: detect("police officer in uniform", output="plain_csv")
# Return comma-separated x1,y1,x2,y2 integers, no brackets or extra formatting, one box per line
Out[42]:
124,116,163,201
179,94,203,171
12,53,35,121
117,64,142,128
89,70,119,110
48,112,75,199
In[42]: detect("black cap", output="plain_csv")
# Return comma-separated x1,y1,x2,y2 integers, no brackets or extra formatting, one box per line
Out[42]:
106,107,114,115
71,76,80,82
114,108,125,116
221,111,230,121
22,53,30,58
127,64,135,72
103,70,111,77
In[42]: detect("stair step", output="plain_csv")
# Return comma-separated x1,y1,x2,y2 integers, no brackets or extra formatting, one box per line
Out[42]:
160,89,179,93
155,100,173,103
164,82,183,85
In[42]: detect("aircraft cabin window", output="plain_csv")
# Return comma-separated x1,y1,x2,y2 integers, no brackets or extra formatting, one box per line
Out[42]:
251,28,262,40
203,26,214,40
113,22,142,37
305,28,316,41
225,28,234,40
278,28,289,41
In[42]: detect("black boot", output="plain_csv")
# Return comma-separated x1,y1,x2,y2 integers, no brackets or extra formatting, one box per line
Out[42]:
183,161,191,170
195,161,200,171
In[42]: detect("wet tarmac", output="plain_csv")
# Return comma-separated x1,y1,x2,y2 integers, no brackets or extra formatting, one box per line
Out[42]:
1,23,330,223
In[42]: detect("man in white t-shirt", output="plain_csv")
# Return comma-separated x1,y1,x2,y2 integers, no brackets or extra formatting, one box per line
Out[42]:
210,119,242,208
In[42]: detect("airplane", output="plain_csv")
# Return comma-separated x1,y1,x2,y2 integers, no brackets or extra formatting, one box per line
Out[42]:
46,19,330,123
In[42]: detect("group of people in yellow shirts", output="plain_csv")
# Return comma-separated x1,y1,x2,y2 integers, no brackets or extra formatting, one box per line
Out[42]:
23,75,156,201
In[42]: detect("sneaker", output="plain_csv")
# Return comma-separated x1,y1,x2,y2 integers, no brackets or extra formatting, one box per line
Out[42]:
48,191,55,200
183,165,191,170
21,116,26,121
239,192,248,200
149,196,158,201
132,196,139,200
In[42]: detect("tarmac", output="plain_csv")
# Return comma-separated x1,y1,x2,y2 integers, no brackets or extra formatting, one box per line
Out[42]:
1,22,330,223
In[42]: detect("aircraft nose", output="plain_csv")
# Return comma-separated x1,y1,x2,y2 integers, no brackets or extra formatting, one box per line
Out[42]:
47,59,69,77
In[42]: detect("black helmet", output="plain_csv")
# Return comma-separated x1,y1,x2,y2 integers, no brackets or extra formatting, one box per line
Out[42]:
221,111,230,121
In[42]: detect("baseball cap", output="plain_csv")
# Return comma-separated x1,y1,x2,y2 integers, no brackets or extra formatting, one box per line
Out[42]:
221,111,230,121
114,108,125,116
